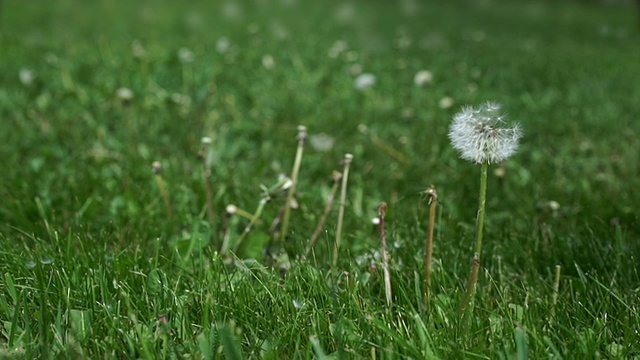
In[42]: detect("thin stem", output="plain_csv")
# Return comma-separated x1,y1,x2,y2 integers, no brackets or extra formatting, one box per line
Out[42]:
235,196,269,254
305,171,342,257
220,210,232,256
424,186,438,304
332,153,353,268
280,126,307,243
379,202,392,307
475,162,488,256
201,138,216,242
552,264,561,306
460,255,480,317
152,161,172,218
460,162,488,316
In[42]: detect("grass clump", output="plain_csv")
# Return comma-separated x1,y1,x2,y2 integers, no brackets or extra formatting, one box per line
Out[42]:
1,0,640,358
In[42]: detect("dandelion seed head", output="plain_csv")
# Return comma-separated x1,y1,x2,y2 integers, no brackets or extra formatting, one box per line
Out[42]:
19,69,35,86
548,201,560,211
216,37,230,53
448,102,522,164
354,73,376,90
309,133,335,152
261,54,275,70
116,87,134,101
439,96,454,109
413,70,433,87
178,48,194,63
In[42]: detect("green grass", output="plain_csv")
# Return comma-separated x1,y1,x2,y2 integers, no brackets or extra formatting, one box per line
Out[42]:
1,0,640,358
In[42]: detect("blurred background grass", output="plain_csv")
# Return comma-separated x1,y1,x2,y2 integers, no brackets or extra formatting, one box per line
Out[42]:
1,0,639,356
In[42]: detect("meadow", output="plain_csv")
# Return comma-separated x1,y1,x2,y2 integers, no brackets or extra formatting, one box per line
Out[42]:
1,0,640,358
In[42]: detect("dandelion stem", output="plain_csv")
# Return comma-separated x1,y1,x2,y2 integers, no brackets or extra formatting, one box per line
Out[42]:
474,162,488,256
552,264,561,306
155,176,173,218
460,162,488,316
280,126,307,243
152,161,173,218
332,153,353,269
379,202,392,307
424,186,438,305
305,171,342,257
201,138,216,242
235,196,269,254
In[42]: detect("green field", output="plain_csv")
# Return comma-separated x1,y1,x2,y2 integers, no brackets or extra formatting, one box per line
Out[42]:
1,0,640,358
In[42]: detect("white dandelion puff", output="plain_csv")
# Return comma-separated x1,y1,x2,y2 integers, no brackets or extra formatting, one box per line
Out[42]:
413,70,433,87
216,37,230,53
261,54,275,70
116,87,134,102
178,48,195,64
354,73,376,90
19,69,35,86
448,102,522,164
439,96,454,109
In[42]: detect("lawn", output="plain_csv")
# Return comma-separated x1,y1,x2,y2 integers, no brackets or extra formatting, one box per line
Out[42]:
1,0,639,358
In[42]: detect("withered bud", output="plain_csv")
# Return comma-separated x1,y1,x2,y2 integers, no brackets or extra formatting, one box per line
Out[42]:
152,161,162,174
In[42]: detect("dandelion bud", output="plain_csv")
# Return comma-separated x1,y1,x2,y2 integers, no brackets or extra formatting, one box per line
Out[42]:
343,153,354,166
413,70,433,87
116,87,134,103
152,161,162,174
226,204,238,215
439,96,454,109
297,125,307,142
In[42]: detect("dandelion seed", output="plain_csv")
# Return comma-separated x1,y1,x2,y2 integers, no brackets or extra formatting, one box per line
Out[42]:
413,70,433,87
448,102,522,164
354,73,376,90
